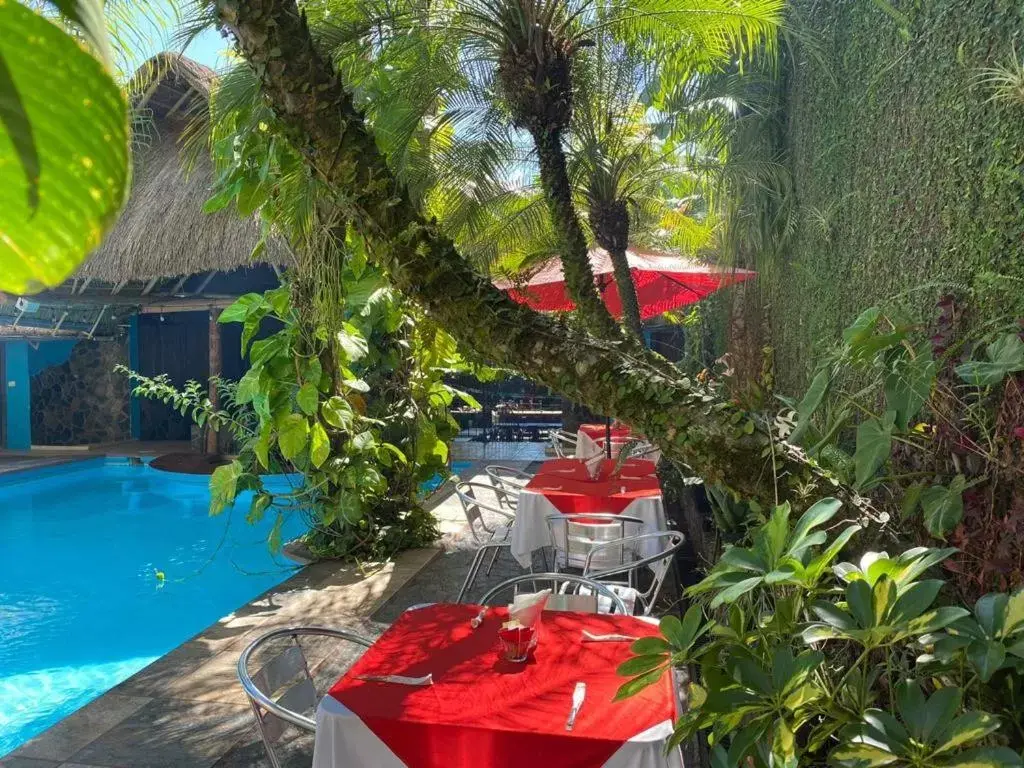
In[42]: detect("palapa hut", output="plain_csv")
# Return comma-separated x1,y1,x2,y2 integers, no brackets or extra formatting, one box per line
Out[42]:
0,54,289,451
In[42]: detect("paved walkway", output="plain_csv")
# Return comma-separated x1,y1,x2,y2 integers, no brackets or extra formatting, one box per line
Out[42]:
1,463,535,768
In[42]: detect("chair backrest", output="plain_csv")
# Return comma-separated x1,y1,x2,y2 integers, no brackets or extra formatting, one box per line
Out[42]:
455,481,511,540
547,513,645,571
549,429,578,458
583,531,685,614
616,440,659,462
485,465,533,509
237,627,372,768
475,573,629,614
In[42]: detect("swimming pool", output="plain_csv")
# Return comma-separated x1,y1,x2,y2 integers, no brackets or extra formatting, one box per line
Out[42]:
0,458,305,757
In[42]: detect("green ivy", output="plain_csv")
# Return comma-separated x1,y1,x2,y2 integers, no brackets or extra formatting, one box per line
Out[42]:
772,0,1024,393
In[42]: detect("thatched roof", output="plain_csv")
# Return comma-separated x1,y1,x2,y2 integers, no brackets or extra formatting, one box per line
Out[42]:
76,54,291,283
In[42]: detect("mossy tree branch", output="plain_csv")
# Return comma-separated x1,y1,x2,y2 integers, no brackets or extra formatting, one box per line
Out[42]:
210,0,849,508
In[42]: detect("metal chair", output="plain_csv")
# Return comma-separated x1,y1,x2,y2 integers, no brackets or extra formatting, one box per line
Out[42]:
546,513,645,572
485,464,533,511
237,626,372,768
549,429,579,458
615,440,660,463
473,572,629,614
455,481,517,603
583,531,685,616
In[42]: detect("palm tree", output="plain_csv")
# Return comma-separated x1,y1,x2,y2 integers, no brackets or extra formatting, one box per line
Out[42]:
196,0,843,510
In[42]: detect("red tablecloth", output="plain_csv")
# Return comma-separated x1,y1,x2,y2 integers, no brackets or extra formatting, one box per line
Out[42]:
578,424,633,441
525,470,661,515
328,604,676,768
535,457,658,481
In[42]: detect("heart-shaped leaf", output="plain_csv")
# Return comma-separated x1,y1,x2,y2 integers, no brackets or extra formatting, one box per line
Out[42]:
920,477,965,538
854,413,895,488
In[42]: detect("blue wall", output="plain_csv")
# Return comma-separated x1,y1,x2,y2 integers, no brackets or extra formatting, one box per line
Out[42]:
4,341,31,449
27,340,77,376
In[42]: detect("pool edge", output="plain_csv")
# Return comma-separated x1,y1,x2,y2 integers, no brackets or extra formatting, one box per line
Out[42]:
3,544,444,765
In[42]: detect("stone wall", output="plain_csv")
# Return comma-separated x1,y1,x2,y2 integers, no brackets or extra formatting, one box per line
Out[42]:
31,340,131,445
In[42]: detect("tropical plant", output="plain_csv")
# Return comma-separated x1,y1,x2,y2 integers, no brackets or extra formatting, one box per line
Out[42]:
617,497,1024,767
5,0,861,521
0,0,129,292
777,297,1024,598
122,269,478,560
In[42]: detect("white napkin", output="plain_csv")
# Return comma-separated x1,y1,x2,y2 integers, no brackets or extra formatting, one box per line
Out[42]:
581,630,638,643
509,590,551,627
357,673,434,685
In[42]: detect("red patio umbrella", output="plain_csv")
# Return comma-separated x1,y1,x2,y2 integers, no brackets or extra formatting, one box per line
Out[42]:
495,247,755,320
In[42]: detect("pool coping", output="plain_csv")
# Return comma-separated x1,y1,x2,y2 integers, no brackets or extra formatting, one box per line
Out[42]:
2,544,444,768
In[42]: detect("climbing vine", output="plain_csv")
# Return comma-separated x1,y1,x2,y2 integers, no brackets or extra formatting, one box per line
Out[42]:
768,0,1024,393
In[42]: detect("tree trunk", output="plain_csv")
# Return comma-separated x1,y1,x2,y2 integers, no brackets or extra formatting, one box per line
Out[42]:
590,199,643,340
206,308,221,455
608,246,642,339
213,0,855,510
531,128,620,339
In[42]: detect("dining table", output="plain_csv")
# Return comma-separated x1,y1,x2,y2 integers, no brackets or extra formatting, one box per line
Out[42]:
574,424,662,464
574,423,633,460
509,458,668,568
311,603,682,768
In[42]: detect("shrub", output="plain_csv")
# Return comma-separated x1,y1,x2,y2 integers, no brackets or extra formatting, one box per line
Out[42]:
618,497,1024,766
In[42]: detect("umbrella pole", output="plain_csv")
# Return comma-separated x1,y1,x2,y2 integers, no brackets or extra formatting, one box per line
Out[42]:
606,417,612,459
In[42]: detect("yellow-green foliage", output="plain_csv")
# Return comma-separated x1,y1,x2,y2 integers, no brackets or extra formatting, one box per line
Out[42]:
771,0,1024,392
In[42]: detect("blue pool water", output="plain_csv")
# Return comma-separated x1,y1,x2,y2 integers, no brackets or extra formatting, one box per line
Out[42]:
0,458,305,756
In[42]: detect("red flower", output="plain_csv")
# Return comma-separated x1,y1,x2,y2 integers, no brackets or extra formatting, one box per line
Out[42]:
1014,427,1024,441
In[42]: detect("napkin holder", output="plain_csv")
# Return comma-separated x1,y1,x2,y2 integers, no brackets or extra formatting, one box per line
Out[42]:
499,591,550,661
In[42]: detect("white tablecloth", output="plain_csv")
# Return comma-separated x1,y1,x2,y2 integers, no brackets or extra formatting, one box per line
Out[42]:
509,489,668,568
313,697,681,768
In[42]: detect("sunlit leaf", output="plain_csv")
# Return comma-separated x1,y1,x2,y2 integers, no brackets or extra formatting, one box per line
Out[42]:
297,382,319,415
277,413,309,460
0,2,129,293
310,421,330,468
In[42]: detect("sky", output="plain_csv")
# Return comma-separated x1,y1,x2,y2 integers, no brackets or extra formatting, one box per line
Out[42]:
119,1,228,73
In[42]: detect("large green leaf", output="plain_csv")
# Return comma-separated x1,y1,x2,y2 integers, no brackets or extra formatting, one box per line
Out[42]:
854,412,895,488
790,368,830,443
967,639,1006,683
955,334,1024,386
920,476,965,538
933,711,1000,755
885,352,937,432
787,497,842,558
277,414,309,460
0,2,129,293
209,460,242,516
309,421,330,468
842,306,881,347
338,322,370,362
296,382,319,415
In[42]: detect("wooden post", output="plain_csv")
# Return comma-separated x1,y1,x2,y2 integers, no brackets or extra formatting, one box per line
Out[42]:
206,308,221,455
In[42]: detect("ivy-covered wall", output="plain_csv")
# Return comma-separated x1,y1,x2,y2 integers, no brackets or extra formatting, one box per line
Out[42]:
770,0,1024,392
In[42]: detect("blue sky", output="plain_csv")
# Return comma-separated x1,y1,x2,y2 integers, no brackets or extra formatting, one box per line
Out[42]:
121,1,227,72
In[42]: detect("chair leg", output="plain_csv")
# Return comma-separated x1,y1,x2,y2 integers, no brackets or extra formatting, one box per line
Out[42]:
252,705,284,768
485,545,502,576
457,547,487,603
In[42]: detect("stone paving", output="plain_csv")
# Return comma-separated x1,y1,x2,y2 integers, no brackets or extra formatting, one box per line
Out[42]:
1,462,535,768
